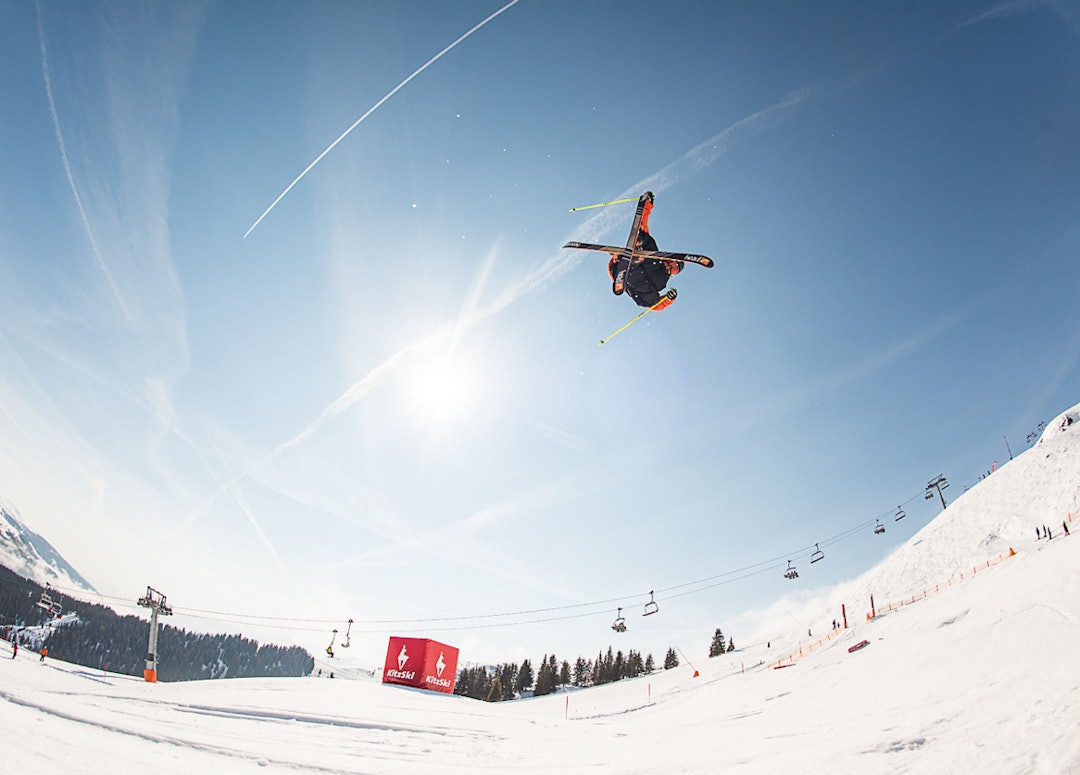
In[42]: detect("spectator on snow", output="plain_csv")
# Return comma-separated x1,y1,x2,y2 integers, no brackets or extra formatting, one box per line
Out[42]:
39,646,47,662
10,642,16,659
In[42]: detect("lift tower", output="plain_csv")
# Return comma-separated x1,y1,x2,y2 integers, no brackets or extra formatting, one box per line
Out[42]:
925,474,949,511
137,586,172,683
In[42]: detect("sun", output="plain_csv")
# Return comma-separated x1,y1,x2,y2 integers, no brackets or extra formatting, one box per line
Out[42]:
404,350,482,427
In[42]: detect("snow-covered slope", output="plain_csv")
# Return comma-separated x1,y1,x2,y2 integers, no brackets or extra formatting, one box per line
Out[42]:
731,401,1080,643
1,403,1078,773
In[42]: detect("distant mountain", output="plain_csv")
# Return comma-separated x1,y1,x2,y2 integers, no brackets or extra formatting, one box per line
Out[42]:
0,501,96,594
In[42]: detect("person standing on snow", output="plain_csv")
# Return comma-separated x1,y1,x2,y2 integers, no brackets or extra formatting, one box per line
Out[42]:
607,192,680,310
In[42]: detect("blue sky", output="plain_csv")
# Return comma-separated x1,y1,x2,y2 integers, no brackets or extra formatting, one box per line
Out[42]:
1,0,1078,666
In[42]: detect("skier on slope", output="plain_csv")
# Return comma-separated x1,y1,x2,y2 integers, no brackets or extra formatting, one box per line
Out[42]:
607,191,681,309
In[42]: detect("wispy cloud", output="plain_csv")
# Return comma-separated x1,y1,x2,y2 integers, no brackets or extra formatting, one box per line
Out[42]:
731,310,967,436
524,419,591,453
323,469,602,601
958,0,1080,32
35,2,133,325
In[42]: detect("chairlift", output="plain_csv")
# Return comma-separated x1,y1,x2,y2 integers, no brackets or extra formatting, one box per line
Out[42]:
326,629,338,658
341,619,353,649
643,590,659,617
36,588,62,618
895,506,906,522
874,520,885,535
809,543,825,564
611,607,627,633
784,560,799,580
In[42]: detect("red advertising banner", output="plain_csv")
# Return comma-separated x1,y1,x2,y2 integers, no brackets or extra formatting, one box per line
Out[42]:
382,637,459,694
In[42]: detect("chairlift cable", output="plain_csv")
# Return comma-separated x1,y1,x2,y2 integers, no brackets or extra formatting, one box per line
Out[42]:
20,481,944,636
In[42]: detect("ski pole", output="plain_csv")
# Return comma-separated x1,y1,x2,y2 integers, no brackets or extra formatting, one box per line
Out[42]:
569,196,637,213
597,291,675,346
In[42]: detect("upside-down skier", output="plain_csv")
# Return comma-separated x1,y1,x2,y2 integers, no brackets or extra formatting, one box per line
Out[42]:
563,191,714,343
606,191,681,310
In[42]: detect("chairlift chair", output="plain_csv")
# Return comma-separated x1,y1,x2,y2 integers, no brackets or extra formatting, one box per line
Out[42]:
326,628,338,658
341,618,353,649
809,543,825,564
643,590,659,617
895,506,906,521
36,590,54,612
784,561,799,580
874,520,885,535
611,607,627,632
36,589,62,618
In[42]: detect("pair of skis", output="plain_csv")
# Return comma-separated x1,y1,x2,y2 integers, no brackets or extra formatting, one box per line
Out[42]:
563,193,714,345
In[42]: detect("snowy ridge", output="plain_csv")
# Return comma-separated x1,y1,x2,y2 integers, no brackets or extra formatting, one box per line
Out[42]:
0,501,96,593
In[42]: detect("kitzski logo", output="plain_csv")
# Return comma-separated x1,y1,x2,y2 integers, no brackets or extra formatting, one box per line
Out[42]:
424,650,452,688
385,643,416,681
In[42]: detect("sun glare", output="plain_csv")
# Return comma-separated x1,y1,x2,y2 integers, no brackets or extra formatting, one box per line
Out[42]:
405,352,481,426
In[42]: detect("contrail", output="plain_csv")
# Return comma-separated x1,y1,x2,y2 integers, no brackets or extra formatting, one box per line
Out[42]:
243,0,520,239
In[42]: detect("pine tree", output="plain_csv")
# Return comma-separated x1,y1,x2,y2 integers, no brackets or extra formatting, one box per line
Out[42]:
599,646,615,684
515,658,533,694
486,676,504,702
644,653,655,673
559,659,571,687
664,647,679,669
626,650,645,678
498,662,518,700
727,638,735,653
534,655,555,696
709,628,726,657
572,657,591,687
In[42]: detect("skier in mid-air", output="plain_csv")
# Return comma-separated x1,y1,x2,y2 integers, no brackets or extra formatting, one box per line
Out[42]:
606,191,680,310
563,191,713,343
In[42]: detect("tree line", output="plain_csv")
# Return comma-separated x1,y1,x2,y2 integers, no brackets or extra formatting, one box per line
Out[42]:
0,564,313,681
455,631,738,703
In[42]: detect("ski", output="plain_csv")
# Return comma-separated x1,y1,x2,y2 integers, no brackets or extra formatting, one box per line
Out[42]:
607,194,649,295
564,241,715,269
